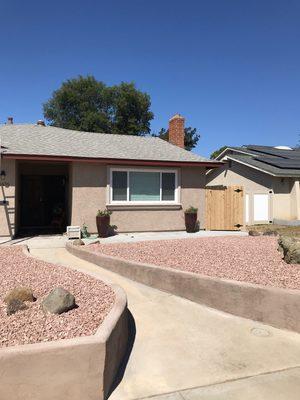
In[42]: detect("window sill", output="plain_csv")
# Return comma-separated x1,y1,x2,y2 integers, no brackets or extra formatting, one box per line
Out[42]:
106,203,182,211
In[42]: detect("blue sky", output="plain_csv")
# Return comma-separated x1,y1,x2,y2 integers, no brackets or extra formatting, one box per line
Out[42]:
0,0,299,158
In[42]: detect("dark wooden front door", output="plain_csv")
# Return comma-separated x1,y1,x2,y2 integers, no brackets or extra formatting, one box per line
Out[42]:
20,175,67,233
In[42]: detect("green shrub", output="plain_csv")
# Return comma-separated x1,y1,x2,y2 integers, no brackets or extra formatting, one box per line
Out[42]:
97,209,112,217
185,206,198,214
81,223,90,238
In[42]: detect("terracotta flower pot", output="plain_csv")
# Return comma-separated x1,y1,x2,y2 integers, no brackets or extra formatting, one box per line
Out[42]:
184,212,198,233
96,215,110,238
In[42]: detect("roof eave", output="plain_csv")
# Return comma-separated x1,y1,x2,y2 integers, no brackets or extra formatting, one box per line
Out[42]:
216,147,258,160
3,153,222,168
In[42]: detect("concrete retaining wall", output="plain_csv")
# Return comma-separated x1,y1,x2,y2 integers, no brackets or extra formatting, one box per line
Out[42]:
0,249,128,400
67,243,300,334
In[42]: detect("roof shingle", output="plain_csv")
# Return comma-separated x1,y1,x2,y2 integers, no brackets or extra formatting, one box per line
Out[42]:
0,124,214,164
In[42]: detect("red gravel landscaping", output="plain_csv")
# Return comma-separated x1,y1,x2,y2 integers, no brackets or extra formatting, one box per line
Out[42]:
90,236,300,291
0,246,115,348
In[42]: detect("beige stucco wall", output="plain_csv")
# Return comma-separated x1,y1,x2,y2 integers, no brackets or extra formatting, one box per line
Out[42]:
0,158,16,238
207,161,273,191
272,177,293,220
288,179,300,220
71,163,206,232
70,162,107,232
207,161,298,224
2,156,298,237
0,160,205,237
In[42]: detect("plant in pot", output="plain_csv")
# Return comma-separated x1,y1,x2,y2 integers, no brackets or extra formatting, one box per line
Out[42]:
184,206,198,233
96,209,112,238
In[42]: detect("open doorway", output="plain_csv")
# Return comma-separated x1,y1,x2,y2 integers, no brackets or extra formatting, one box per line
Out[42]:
17,162,70,235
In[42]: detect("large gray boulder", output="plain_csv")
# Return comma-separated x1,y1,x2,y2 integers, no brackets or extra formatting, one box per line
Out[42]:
285,243,300,264
7,299,28,316
278,236,296,257
278,236,300,263
42,287,76,314
4,287,35,304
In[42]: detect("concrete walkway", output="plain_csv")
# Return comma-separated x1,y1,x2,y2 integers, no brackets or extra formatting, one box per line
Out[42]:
29,245,300,400
97,229,248,244
2,229,248,248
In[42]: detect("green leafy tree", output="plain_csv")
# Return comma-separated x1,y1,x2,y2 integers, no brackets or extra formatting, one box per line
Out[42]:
210,145,228,159
43,76,153,136
108,82,154,136
154,127,200,151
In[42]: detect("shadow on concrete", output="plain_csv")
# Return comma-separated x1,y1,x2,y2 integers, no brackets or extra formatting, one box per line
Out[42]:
107,310,136,398
0,236,34,246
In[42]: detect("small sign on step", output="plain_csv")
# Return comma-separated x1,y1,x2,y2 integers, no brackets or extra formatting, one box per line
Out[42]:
66,226,81,239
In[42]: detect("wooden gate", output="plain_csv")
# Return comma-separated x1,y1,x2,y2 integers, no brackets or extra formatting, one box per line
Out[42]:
205,185,244,230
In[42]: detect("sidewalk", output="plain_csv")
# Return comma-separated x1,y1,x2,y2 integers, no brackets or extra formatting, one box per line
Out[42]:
29,245,300,400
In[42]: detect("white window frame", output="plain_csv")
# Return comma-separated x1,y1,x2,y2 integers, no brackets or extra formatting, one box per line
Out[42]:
109,167,179,205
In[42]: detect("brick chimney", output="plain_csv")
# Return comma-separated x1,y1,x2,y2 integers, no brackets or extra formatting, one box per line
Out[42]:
169,114,185,148
7,117,13,125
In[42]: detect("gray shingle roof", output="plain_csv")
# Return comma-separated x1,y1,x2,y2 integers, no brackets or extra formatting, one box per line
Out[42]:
0,124,214,164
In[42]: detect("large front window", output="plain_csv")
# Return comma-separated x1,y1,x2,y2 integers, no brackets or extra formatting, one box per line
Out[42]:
111,169,178,203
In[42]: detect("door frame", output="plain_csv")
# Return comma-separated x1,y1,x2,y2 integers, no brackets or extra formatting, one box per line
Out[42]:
16,161,70,235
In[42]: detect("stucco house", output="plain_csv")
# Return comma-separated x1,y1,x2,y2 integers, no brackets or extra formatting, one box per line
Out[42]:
207,145,300,225
0,115,219,239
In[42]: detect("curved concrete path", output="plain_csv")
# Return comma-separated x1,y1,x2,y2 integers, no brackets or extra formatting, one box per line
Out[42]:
30,245,300,400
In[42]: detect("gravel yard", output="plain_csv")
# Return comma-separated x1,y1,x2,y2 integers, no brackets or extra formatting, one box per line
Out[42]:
0,246,115,347
90,236,300,291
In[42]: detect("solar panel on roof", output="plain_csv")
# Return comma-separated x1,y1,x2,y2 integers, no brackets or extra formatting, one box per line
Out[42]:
255,156,300,169
247,146,299,159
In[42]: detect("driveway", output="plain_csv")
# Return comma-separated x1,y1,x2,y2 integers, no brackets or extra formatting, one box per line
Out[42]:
28,240,300,400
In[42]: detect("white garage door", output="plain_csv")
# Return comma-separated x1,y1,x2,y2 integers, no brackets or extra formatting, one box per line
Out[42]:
253,194,269,221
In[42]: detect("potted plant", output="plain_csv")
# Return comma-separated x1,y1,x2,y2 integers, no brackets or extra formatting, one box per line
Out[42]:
184,206,198,233
96,209,112,238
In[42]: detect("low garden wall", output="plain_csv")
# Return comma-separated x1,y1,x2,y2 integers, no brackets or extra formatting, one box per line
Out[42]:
67,242,300,334
0,248,128,400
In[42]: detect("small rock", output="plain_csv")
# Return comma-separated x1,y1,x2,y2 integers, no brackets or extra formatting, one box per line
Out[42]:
42,287,76,314
4,287,35,304
248,230,260,236
73,239,85,246
263,230,278,236
7,299,28,316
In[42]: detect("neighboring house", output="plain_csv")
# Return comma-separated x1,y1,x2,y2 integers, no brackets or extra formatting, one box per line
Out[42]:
0,115,220,239
207,145,300,225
